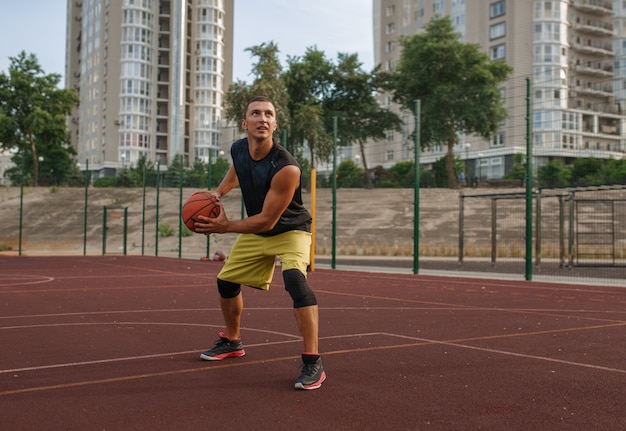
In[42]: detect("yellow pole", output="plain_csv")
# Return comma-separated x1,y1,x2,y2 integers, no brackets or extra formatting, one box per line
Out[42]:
309,168,317,271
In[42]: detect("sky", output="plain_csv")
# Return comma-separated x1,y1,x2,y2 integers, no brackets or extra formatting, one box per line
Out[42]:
0,0,374,83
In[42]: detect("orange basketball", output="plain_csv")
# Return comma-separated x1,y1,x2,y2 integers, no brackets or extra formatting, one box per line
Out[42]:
182,192,221,232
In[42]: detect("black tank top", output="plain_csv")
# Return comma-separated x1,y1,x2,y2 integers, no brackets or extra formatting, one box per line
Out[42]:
230,138,312,236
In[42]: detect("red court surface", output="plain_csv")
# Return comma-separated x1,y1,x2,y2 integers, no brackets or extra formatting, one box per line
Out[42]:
1,255,625,430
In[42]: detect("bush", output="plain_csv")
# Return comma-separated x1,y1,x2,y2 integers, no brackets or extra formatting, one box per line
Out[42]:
158,223,174,238
181,225,193,237
336,160,364,188
93,176,117,187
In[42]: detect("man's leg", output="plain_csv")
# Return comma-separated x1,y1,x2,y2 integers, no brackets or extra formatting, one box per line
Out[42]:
283,269,319,350
221,292,243,340
293,304,319,353
200,279,245,361
283,268,326,389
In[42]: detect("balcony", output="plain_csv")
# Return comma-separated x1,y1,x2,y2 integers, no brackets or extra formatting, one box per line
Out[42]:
571,0,613,15
572,63,613,77
573,22,614,37
573,84,613,98
570,41,613,57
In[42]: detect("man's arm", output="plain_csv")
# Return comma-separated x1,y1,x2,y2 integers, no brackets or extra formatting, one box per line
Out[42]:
213,165,238,197
194,165,300,235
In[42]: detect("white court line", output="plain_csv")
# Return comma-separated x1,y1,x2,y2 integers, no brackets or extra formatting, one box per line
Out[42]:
0,321,302,341
2,305,625,323
0,322,305,375
0,274,53,287
3,326,623,377
0,310,219,322
0,330,382,376
382,332,626,375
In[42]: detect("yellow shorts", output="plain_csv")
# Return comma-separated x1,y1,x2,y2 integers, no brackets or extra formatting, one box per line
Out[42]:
217,230,311,290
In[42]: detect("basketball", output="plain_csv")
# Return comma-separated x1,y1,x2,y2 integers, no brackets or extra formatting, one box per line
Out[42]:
182,192,221,231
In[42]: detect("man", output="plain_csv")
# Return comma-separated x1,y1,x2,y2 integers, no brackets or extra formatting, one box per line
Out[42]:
194,96,326,390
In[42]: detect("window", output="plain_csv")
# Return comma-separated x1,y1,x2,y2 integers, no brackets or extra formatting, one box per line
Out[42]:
490,22,505,40
491,132,505,147
544,45,553,62
490,44,505,60
386,5,395,16
490,1,505,18
386,23,395,34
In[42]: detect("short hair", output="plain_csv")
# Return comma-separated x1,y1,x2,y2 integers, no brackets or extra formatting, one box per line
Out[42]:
244,96,275,117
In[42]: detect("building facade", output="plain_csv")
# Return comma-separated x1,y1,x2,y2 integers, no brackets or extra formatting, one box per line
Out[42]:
66,0,233,178
372,0,625,180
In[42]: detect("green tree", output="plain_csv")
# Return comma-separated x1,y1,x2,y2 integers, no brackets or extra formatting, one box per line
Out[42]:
133,154,156,187
388,160,414,188
324,54,402,189
504,153,526,181
602,158,626,185
431,156,452,188
284,47,335,167
537,161,571,188
211,157,230,189
164,154,185,187
224,42,289,134
186,158,208,188
383,16,513,189
336,159,364,188
0,52,78,186
570,157,603,185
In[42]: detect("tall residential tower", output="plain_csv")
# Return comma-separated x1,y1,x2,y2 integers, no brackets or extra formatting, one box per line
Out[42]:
372,0,625,179
66,0,233,178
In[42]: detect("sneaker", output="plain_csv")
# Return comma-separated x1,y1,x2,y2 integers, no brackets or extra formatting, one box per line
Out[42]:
294,354,326,390
200,332,245,361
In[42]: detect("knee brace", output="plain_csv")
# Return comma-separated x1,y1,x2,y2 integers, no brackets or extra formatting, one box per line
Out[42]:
283,269,317,308
217,278,241,298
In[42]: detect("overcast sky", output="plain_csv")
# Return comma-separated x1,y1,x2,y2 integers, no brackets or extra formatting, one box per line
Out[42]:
0,0,374,83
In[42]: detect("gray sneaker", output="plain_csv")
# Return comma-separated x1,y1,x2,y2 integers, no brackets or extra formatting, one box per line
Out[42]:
200,332,245,361
295,355,326,390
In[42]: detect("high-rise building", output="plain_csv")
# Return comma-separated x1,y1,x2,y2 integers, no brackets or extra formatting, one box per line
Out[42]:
66,0,234,178
372,0,625,180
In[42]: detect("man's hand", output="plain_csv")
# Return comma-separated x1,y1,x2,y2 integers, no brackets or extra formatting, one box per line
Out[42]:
194,202,229,234
192,189,221,199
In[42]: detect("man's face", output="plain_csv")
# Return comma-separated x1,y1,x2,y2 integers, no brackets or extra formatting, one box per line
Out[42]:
242,101,277,139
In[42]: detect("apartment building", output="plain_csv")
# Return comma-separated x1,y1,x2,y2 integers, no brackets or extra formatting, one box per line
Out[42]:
372,0,625,180
66,0,233,178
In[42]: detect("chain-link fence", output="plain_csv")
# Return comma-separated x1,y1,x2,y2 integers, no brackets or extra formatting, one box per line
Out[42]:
2,184,624,286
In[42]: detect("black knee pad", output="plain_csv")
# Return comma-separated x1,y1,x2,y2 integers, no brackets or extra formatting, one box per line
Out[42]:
217,278,241,298
283,269,317,308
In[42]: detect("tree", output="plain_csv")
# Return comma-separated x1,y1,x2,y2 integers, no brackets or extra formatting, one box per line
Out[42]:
570,157,603,185
211,157,230,188
324,54,402,189
224,42,289,134
0,52,78,186
537,161,571,188
163,154,185,187
388,160,415,188
336,159,364,188
383,16,513,189
284,47,335,167
504,153,526,182
602,158,626,185
185,158,208,188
